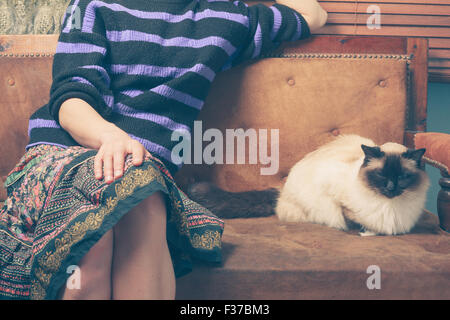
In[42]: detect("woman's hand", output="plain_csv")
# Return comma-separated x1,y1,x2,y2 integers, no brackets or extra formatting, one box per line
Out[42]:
276,0,328,32
58,98,152,184
94,128,151,184
301,0,328,32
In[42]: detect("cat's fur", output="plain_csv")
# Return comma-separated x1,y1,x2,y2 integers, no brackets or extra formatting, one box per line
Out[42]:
187,135,430,235
186,183,279,218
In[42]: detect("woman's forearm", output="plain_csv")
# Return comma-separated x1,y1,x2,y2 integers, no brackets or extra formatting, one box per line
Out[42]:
276,0,328,32
59,98,125,150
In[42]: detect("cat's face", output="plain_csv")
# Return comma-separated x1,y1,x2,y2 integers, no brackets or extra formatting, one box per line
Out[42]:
359,144,426,199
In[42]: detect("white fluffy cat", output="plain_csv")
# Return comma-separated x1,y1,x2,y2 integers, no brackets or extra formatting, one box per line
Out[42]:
275,135,430,235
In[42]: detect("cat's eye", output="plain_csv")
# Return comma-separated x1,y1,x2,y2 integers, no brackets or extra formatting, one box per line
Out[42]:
374,171,385,178
399,172,412,180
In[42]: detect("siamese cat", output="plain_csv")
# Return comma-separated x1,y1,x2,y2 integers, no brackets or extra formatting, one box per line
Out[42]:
187,135,430,236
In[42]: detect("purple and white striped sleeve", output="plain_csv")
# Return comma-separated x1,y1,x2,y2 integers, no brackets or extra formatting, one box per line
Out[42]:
231,2,311,64
48,0,114,125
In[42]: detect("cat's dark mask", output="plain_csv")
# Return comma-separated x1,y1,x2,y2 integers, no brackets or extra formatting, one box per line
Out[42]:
361,145,427,198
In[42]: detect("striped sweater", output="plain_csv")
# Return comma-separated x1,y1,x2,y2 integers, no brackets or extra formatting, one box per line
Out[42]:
27,0,311,174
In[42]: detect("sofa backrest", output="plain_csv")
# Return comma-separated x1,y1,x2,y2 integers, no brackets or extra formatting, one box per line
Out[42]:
0,35,428,201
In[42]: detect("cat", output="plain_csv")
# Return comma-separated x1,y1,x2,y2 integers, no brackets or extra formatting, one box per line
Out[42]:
187,134,430,236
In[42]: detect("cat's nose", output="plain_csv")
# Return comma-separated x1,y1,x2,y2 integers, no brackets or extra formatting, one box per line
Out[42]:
386,180,395,191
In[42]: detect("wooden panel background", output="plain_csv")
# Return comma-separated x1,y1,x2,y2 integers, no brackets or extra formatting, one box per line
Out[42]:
253,0,450,83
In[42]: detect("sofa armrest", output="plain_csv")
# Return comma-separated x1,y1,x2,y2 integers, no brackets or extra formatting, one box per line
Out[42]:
415,132,450,174
414,132,450,232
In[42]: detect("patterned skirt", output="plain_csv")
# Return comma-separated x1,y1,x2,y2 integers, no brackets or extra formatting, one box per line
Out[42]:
0,144,224,300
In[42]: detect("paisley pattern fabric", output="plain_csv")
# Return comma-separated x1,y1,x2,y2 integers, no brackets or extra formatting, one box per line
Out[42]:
0,144,224,299
0,0,70,34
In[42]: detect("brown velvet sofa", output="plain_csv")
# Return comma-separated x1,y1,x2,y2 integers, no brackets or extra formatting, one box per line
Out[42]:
1,34,449,299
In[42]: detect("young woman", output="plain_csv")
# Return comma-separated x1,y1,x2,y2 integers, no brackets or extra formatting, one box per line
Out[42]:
0,0,327,299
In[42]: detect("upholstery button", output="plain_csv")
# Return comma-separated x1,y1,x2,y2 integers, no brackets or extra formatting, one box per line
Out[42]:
8,78,15,86
331,129,340,136
378,79,387,87
287,78,295,86
280,171,289,179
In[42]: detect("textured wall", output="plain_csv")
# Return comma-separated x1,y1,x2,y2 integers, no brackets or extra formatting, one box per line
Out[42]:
0,0,70,34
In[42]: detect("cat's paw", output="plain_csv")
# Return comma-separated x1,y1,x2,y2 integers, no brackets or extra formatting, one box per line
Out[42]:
359,230,377,237
358,226,378,236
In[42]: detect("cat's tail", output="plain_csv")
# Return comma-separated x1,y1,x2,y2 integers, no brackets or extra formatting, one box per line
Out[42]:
186,182,280,219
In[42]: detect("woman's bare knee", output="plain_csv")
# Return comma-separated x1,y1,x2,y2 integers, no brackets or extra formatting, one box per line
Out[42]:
80,229,114,268
139,191,166,215
114,192,168,247
60,230,113,299
119,192,166,225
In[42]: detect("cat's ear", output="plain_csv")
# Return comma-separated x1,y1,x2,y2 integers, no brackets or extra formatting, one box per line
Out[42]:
361,145,384,159
402,148,426,165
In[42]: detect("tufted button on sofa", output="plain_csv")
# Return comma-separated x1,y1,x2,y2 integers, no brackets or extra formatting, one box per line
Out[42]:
0,34,449,299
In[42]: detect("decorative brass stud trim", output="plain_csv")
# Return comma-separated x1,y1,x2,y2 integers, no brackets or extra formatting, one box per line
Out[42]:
0,52,55,58
261,52,412,61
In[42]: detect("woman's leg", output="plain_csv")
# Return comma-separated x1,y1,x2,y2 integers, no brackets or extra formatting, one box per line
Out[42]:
59,229,114,300
111,191,176,300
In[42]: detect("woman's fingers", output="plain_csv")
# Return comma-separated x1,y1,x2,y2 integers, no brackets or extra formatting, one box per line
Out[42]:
113,149,126,180
131,140,145,166
103,151,114,184
94,148,104,180
95,139,150,184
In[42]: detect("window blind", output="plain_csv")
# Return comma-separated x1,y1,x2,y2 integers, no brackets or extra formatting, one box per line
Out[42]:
252,0,450,82
316,0,450,82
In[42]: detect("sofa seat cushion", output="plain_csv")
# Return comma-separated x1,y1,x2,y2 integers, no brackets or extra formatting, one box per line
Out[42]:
176,212,450,299
2,197,447,299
